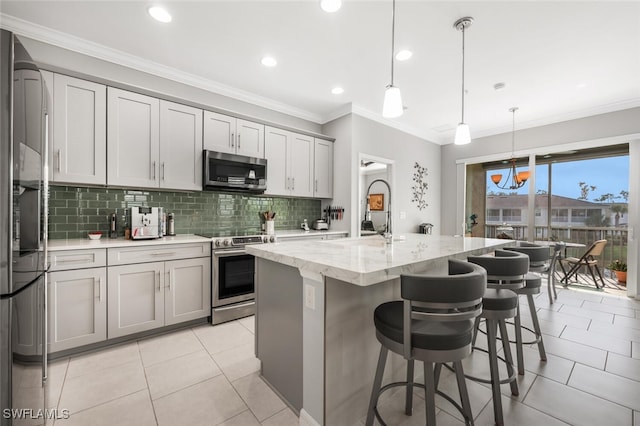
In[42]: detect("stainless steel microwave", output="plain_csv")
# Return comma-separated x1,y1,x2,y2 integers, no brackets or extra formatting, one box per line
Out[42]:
203,150,267,193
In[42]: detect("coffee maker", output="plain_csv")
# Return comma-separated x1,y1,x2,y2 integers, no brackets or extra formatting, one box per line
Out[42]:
127,206,161,239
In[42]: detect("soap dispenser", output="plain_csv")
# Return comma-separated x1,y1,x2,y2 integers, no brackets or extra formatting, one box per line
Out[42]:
301,219,310,231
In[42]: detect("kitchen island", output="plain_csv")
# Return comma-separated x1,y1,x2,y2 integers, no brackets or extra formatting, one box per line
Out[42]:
246,234,512,426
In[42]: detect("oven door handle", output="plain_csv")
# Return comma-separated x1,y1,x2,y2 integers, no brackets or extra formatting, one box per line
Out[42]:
215,300,255,311
214,249,248,256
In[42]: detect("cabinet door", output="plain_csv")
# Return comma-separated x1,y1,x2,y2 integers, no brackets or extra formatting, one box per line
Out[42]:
314,139,333,198
236,119,264,158
160,101,203,191
52,74,107,185
264,126,290,196
108,262,164,338
203,111,235,154
164,257,211,325
289,133,314,197
107,88,160,188
48,268,107,352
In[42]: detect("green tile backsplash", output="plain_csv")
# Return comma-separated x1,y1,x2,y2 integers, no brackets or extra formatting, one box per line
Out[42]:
48,186,321,240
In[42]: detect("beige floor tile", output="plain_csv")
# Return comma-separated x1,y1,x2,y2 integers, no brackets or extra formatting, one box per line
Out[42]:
582,300,637,317
539,334,607,369
606,352,640,382
517,311,566,337
153,375,246,426
558,304,614,323
261,408,299,426
238,316,255,334
145,349,222,399
66,342,140,378
525,376,632,425
555,289,604,304
590,320,640,343
516,345,575,384
212,342,260,382
601,295,640,309
561,326,631,355
614,315,640,330
138,328,204,367
193,321,254,355
218,410,260,426
58,359,147,413
54,389,155,426
232,372,286,421
474,394,568,426
569,363,640,411
535,307,591,329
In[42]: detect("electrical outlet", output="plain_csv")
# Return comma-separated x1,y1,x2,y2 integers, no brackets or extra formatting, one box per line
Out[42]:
305,284,316,310
399,211,406,219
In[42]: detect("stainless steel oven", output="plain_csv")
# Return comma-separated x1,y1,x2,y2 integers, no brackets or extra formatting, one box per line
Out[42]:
208,234,275,325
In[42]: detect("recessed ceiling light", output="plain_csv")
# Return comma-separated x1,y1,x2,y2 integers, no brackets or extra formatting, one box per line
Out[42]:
395,50,413,61
320,0,342,13
261,56,277,67
331,87,344,95
148,6,172,23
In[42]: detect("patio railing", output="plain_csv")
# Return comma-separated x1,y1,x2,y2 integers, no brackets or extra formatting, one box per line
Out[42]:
484,224,628,274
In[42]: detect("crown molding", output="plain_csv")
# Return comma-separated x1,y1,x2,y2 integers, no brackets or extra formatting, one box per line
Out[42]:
0,13,323,124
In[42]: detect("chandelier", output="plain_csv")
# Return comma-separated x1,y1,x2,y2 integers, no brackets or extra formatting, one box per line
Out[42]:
490,107,530,190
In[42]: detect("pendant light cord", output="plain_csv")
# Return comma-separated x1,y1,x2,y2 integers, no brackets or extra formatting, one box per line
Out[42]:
461,24,465,123
390,0,396,86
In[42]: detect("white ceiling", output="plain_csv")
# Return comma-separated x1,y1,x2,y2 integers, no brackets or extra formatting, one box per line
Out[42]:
1,1,639,144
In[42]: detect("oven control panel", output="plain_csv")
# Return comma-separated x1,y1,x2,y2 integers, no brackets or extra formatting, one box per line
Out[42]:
213,235,276,249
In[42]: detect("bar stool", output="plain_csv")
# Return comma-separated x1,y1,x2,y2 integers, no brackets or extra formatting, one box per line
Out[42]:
504,244,549,371
366,259,486,426
547,242,566,303
467,249,529,425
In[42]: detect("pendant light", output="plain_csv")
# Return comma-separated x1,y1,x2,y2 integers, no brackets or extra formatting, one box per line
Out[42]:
382,0,403,118
453,17,473,145
490,107,530,189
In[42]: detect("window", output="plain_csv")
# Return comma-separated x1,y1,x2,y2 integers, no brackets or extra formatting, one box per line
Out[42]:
502,209,522,223
552,209,569,222
486,209,500,222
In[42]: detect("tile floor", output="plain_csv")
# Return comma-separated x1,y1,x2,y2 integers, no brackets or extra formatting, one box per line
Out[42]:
42,277,639,426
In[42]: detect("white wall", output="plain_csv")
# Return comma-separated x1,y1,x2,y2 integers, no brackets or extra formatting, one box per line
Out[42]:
323,114,441,237
441,107,640,298
19,36,322,134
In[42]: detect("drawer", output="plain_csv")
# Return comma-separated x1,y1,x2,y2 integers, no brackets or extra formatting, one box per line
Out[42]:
48,249,107,271
107,242,210,265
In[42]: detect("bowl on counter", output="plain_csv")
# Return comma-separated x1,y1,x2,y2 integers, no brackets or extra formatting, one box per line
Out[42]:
88,231,103,240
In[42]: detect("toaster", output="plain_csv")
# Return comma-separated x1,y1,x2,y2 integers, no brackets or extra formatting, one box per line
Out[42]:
311,219,329,230
127,206,161,239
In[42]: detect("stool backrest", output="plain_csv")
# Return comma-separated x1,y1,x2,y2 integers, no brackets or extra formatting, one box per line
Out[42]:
468,249,529,290
400,259,486,358
504,243,551,268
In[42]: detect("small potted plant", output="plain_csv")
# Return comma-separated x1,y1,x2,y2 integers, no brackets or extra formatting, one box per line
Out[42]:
608,260,627,285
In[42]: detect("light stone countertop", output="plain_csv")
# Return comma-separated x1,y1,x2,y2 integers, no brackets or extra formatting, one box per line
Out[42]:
275,229,349,239
48,234,212,251
246,233,513,286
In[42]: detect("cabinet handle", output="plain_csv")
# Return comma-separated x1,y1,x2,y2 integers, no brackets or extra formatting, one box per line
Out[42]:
99,276,103,302
162,162,165,181
151,251,176,257
94,277,99,301
56,149,61,172
231,132,235,148
292,177,295,190
157,271,161,292
286,177,290,190
315,179,318,192
237,134,241,149
167,270,172,292
152,161,156,180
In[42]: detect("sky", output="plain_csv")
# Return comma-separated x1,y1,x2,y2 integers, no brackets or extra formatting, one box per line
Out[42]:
487,155,629,201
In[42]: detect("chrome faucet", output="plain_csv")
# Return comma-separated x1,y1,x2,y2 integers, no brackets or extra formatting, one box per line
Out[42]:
366,178,392,242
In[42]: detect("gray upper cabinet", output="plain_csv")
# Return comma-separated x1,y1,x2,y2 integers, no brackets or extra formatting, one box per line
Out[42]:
264,126,313,197
159,100,203,191
313,138,333,198
203,111,264,158
107,87,160,188
48,74,107,185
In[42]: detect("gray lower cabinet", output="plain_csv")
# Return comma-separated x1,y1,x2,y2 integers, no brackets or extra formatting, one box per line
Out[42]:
48,267,107,352
47,248,108,353
107,243,211,339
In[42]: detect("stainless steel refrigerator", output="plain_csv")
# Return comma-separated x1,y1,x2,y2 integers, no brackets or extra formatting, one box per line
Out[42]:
0,29,49,425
